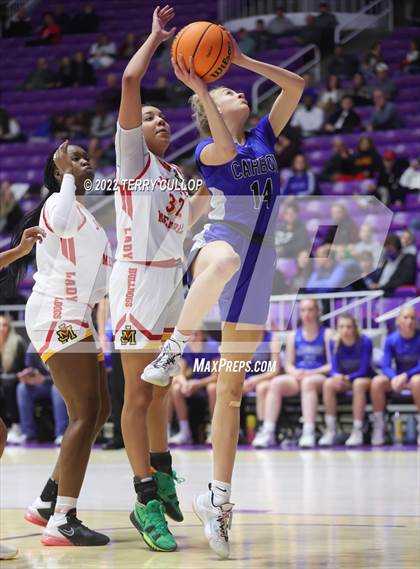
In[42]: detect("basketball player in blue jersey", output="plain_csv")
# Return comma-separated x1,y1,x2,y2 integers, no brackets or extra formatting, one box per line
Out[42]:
142,32,304,557
319,313,375,448
371,306,420,446
253,299,332,449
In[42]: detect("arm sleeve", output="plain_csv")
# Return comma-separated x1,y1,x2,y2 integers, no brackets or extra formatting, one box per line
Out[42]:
349,336,373,381
330,340,340,375
48,173,83,238
115,121,149,182
381,336,396,378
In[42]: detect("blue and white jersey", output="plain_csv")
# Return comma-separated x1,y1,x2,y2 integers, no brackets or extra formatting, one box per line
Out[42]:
295,326,328,370
194,115,280,238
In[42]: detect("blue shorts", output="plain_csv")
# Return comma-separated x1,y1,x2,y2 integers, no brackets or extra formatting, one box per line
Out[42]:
188,223,276,325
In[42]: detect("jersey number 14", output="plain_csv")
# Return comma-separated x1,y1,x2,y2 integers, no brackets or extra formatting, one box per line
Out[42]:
250,178,273,209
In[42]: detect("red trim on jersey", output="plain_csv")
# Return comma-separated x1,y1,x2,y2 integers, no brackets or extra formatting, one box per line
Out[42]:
157,158,171,172
77,211,87,231
132,258,178,268
60,238,76,265
38,321,58,357
42,208,53,233
163,327,175,332
118,154,152,219
129,314,162,340
114,315,127,334
102,254,112,267
68,319,90,328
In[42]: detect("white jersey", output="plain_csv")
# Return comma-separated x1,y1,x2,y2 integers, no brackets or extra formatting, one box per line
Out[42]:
34,194,112,305
114,122,189,263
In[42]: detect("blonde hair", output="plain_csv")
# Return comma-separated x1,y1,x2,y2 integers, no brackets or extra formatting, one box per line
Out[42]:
0,315,23,373
190,87,229,138
334,313,360,353
396,305,417,327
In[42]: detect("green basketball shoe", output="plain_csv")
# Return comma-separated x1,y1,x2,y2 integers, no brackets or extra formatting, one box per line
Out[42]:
153,469,184,522
129,500,177,552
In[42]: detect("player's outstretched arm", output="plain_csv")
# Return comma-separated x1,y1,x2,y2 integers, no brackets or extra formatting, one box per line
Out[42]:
227,32,304,137
0,226,46,270
119,5,176,130
173,55,237,166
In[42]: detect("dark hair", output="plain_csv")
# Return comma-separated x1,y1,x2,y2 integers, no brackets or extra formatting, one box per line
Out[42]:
2,150,60,293
384,233,402,252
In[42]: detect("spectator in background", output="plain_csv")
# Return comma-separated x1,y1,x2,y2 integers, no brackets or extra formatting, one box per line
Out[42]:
325,203,358,245
90,104,115,138
0,181,23,233
297,14,323,50
318,75,342,116
118,32,139,59
351,223,382,259
96,73,120,112
370,306,420,446
301,71,319,100
237,28,256,56
368,233,416,294
401,38,420,74
168,331,219,445
362,41,384,76
319,137,355,181
400,158,420,191
89,33,116,70
5,7,32,37
26,12,61,46
346,72,372,106
54,4,73,34
352,135,384,179
282,154,319,196
328,45,359,79
324,95,362,134
252,19,272,50
0,315,26,445
368,90,403,131
377,150,409,205
275,201,310,258
142,76,170,105
319,314,375,447
400,229,417,255
16,344,68,445
0,108,22,143
56,56,74,88
314,2,337,53
267,5,294,36
49,112,71,139
74,2,99,33
274,124,301,169
23,57,56,90
305,244,349,291
368,64,397,100
68,111,91,138
71,51,96,86
291,93,324,137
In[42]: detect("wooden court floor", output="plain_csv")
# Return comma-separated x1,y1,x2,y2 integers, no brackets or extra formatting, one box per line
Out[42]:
1,447,419,568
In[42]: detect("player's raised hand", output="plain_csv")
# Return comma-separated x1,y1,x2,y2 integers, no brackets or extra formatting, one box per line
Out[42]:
17,226,46,256
152,5,176,42
172,55,208,96
222,28,243,64
53,140,75,175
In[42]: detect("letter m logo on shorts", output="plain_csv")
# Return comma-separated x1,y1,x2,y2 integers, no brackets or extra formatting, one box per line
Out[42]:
56,323,77,344
120,325,137,346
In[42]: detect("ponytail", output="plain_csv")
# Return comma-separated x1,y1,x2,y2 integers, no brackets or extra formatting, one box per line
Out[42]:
1,150,60,294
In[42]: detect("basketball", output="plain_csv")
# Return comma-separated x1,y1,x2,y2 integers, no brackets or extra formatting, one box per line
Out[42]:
171,21,232,83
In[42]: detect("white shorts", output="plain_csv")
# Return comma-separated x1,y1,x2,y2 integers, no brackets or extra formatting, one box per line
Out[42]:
109,260,184,350
25,291,103,364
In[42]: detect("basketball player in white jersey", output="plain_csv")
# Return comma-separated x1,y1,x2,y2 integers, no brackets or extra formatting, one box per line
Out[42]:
109,5,208,552
8,141,112,546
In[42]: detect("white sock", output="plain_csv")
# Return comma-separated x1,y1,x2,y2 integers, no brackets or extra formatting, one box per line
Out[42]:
325,415,336,431
211,480,231,506
373,412,384,424
51,496,77,525
168,329,190,354
353,420,363,430
179,420,191,436
303,423,315,434
263,421,276,434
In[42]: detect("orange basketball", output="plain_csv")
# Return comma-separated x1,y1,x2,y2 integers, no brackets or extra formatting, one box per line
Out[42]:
171,21,232,83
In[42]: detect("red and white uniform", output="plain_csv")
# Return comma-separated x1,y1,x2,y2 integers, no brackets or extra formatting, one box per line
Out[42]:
110,123,189,350
26,175,112,362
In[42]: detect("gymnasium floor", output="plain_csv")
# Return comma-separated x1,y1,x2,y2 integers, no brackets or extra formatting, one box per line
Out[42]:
1,447,419,568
